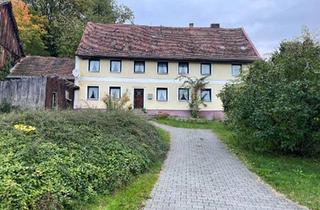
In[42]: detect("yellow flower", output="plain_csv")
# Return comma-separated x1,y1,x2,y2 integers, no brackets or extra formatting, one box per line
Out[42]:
14,124,36,134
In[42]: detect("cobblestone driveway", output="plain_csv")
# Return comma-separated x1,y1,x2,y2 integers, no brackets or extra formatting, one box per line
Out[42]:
144,123,306,210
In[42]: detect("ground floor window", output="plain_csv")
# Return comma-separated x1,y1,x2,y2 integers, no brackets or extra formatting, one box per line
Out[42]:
157,88,168,101
201,89,212,102
178,88,189,101
110,87,121,99
87,86,99,100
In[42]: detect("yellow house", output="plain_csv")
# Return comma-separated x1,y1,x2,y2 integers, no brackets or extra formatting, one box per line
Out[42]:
73,22,260,119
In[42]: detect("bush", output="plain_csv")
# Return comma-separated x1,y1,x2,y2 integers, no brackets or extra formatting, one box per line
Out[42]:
0,110,169,209
219,34,320,156
154,112,170,120
0,101,16,113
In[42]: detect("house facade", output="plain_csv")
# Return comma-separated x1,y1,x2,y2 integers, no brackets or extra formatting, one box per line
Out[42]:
73,22,260,119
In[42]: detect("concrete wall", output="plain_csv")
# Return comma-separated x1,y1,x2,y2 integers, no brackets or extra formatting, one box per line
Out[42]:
0,77,47,108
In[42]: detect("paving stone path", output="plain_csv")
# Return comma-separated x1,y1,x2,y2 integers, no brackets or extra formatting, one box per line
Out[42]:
144,123,306,210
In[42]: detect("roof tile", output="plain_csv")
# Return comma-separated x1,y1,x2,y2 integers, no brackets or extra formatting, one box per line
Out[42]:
76,23,260,62
8,56,74,79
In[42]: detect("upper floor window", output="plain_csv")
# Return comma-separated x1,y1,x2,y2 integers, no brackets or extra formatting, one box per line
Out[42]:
201,89,212,102
178,88,189,101
178,62,189,75
201,63,211,75
232,64,242,77
134,61,145,73
110,60,121,73
87,86,99,100
88,59,100,72
110,87,121,99
157,62,168,74
157,88,168,101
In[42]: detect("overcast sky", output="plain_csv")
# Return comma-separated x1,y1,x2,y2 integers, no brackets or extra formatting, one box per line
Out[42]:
118,0,320,57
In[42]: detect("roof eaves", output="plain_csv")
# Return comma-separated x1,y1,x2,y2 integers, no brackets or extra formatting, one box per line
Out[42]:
75,53,260,63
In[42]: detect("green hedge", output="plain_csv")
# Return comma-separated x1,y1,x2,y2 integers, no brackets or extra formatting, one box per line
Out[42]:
219,35,320,156
0,110,169,209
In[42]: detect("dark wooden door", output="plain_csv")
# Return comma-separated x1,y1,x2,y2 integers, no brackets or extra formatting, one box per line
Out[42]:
134,89,144,109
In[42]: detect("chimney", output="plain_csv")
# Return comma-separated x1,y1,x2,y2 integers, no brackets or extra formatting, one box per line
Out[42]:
210,23,220,28
189,23,194,28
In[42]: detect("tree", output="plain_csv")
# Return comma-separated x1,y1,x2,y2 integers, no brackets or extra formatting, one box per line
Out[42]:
219,33,320,155
24,0,134,57
0,56,13,81
178,76,209,118
11,0,47,55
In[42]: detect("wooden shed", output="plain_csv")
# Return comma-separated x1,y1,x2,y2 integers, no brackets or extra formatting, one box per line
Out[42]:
6,56,78,109
0,1,24,68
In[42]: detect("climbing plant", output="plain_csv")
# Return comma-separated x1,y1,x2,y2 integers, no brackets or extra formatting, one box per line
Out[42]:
178,76,209,118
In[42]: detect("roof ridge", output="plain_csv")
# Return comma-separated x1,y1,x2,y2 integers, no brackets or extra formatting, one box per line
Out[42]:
88,22,242,30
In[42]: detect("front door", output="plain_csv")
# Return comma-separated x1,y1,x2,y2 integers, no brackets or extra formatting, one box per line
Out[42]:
134,89,144,109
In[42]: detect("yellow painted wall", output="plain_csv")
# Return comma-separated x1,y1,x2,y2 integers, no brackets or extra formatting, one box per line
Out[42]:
75,57,248,110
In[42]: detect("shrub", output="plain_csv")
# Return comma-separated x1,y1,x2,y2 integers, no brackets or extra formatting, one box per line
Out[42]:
154,112,170,120
0,110,169,209
0,101,16,113
102,90,131,111
219,34,320,156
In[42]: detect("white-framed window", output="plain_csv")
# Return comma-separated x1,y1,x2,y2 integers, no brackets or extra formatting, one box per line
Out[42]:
201,63,211,75
134,61,145,73
232,64,242,77
178,62,189,75
157,62,168,74
88,59,100,72
156,88,168,101
87,86,99,100
109,87,121,99
178,88,189,101
110,60,121,72
201,89,212,102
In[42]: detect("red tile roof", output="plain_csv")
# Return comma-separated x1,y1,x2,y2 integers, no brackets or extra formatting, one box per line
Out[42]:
76,22,261,62
8,56,75,79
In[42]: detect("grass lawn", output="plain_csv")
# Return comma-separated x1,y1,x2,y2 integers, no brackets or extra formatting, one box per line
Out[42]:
157,118,320,210
79,128,170,210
